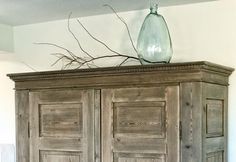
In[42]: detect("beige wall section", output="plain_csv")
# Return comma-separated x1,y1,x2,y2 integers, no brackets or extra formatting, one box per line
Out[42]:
0,24,14,53
11,0,236,161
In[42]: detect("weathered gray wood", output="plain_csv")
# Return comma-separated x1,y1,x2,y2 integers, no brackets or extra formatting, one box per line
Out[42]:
202,83,228,162
29,89,95,162
8,61,234,90
166,86,180,162
206,151,224,162
206,137,224,153
101,86,179,162
101,89,113,162
206,100,224,137
15,90,29,162
10,61,233,162
113,101,166,138
39,103,83,138
180,82,203,162
40,151,82,162
94,90,101,162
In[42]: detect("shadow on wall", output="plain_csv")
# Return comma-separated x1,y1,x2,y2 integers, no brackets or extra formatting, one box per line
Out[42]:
0,144,15,162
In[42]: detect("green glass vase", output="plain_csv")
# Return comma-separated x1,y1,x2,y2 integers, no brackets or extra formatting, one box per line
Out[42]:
137,3,173,64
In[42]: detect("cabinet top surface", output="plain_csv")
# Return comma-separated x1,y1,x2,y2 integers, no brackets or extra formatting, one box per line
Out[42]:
7,61,234,89
8,61,234,80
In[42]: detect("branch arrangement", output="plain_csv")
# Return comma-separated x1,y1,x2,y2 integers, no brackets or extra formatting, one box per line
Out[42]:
36,4,158,69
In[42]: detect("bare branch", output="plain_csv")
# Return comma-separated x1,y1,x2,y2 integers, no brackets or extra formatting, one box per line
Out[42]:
51,53,73,67
76,18,124,57
119,57,129,66
103,4,139,56
67,12,94,59
34,42,79,61
20,61,38,72
36,7,168,69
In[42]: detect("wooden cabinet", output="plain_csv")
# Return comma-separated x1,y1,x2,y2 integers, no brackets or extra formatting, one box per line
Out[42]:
8,61,233,162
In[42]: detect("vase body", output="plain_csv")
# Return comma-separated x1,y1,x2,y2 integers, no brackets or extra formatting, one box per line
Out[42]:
137,4,173,64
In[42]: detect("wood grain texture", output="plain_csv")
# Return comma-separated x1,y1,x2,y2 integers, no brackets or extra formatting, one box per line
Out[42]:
29,89,95,162
180,82,202,162
94,90,101,162
39,103,83,138
101,86,179,162
113,101,166,138
114,153,165,162
40,151,81,162
206,151,224,162
206,100,224,137
8,62,234,90
11,62,233,162
15,90,29,162
202,83,228,162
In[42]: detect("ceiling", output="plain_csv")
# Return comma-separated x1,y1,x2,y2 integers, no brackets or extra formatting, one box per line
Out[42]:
0,0,214,26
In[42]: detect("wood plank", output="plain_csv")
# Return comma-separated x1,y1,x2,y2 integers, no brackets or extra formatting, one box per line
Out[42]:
101,89,113,162
85,90,95,162
113,138,166,154
206,137,224,153
39,138,83,151
94,90,101,162
40,151,82,162
166,86,180,162
8,62,233,90
180,82,202,162
15,90,29,162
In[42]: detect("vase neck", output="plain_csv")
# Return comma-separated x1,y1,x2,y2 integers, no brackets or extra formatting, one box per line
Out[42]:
150,3,158,14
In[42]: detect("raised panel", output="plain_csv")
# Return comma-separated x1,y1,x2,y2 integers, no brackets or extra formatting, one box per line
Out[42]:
113,138,166,153
102,86,179,162
206,151,223,162
39,103,83,138
113,101,166,138
206,100,224,137
40,151,81,162
30,89,95,162
114,153,165,162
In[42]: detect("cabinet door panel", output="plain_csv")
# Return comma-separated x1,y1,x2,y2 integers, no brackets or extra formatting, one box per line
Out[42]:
29,89,94,162
101,86,179,162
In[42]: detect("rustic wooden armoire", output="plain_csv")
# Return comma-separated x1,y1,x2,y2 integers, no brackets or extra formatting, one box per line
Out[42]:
8,61,233,162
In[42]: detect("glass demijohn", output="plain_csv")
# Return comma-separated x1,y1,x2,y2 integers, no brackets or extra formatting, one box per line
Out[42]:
137,3,173,64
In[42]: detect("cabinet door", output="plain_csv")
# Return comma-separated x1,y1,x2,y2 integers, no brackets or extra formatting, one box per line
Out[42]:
29,89,95,162
101,86,179,162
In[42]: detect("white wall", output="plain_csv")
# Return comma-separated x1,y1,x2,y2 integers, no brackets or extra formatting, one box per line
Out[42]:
12,0,236,161
0,24,14,53
0,54,32,145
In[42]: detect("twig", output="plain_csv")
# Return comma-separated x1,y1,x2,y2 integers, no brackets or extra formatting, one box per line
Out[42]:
36,6,165,69
34,42,82,61
76,18,124,57
103,4,139,56
67,12,94,59
119,57,129,66
21,61,38,72
76,54,140,69
51,53,75,67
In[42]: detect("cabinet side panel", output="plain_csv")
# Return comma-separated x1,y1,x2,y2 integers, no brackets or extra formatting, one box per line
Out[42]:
202,84,228,162
180,82,202,162
16,90,29,162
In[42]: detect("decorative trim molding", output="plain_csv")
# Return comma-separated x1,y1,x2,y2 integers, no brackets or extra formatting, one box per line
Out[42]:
8,61,234,82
